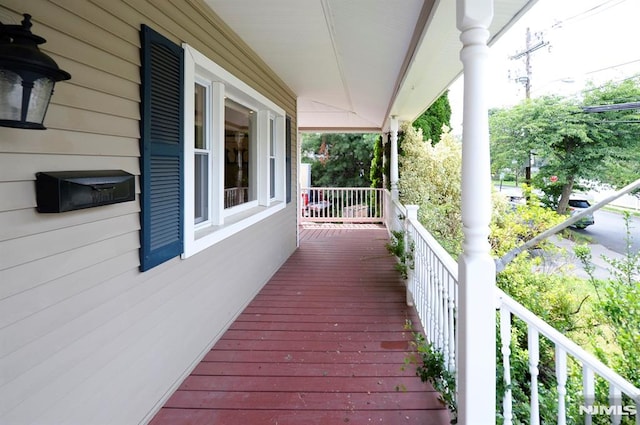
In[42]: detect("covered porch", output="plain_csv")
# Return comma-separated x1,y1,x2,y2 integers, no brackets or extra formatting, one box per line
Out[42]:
151,188,639,424
150,224,450,424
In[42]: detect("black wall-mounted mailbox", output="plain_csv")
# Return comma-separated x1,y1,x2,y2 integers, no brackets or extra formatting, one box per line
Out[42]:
36,170,135,213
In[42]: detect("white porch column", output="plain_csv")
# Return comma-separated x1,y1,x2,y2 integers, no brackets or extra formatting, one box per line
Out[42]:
389,116,399,200
456,1,496,425
381,131,388,191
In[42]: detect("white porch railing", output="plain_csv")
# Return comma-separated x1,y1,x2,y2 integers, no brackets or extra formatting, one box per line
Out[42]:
300,187,385,223
497,290,640,425
381,190,640,424
225,187,248,208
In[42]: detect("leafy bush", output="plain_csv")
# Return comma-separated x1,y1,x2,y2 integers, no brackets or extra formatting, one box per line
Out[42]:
407,331,458,423
398,123,462,255
399,116,639,423
576,212,640,389
385,229,413,279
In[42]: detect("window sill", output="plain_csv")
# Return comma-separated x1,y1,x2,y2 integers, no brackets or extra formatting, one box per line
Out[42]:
182,202,285,258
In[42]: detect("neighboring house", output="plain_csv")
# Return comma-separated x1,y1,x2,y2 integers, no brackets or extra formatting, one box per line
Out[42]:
0,1,533,424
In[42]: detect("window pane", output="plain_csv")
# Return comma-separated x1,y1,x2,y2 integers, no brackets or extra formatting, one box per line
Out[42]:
194,83,206,149
270,158,276,198
194,153,208,223
269,118,275,198
224,98,254,208
194,82,208,224
269,118,275,155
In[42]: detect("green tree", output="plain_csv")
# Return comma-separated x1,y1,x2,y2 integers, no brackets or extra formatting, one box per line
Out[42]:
412,91,452,145
576,213,640,388
369,134,384,188
301,133,376,187
581,78,640,190
489,105,530,184
490,78,640,214
398,122,462,255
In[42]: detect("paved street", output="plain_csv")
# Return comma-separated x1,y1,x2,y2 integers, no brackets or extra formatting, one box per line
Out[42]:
571,210,640,255
495,186,639,280
549,234,626,281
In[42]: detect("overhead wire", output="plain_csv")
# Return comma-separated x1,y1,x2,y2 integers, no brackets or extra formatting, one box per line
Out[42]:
530,0,639,99
551,0,629,29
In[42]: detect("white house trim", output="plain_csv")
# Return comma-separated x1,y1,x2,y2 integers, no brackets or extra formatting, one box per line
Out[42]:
182,43,287,259
456,0,497,424
389,116,399,200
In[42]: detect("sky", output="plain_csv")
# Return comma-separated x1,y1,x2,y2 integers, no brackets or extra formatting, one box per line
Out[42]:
449,0,640,133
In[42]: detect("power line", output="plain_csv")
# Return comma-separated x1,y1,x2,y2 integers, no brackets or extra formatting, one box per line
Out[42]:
552,0,628,29
582,102,640,113
584,58,640,77
509,27,549,99
533,59,640,98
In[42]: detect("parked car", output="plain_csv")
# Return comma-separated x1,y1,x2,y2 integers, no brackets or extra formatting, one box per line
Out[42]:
568,196,595,229
506,194,525,210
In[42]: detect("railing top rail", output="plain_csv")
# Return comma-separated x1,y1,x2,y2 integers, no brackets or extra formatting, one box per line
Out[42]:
497,288,640,399
388,194,406,215
301,187,385,191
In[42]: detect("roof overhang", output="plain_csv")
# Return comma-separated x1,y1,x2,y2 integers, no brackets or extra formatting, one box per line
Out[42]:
205,0,536,132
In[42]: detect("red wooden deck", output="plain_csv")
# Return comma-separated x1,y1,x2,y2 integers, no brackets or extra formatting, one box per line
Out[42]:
149,225,450,425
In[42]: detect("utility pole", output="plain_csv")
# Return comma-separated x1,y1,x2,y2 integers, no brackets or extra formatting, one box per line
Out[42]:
510,27,549,185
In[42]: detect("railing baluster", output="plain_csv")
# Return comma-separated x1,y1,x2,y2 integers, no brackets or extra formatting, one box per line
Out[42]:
416,234,424,321
500,306,513,425
556,347,568,425
529,328,540,425
610,385,622,425
404,210,415,307
371,189,375,218
436,264,444,350
333,188,337,218
441,269,450,368
410,226,418,308
448,278,456,372
583,366,594,425
429,251,437,344
407,225,416,306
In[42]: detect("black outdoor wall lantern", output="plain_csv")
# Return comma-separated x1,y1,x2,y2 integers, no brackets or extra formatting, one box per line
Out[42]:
0,14,71,129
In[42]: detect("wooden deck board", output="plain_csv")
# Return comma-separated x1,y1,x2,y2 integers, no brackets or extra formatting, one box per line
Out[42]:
151,408,451,425
149,226,450,425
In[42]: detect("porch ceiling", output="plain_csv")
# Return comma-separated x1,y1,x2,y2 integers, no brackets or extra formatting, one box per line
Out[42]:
205,0,536,132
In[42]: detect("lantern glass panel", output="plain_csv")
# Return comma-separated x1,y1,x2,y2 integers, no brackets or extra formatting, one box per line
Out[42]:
26,77,54,124
0,69,23,121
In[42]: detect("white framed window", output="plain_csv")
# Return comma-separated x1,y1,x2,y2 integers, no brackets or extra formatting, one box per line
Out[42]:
194,80,210,226
183,44,286,258
224,97,255,210
269,116,276,199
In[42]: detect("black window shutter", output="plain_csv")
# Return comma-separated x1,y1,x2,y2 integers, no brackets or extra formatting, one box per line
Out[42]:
139,25,184,271
285,116,292,203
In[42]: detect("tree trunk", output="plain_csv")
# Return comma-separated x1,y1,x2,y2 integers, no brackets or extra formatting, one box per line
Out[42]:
557,176,574,214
